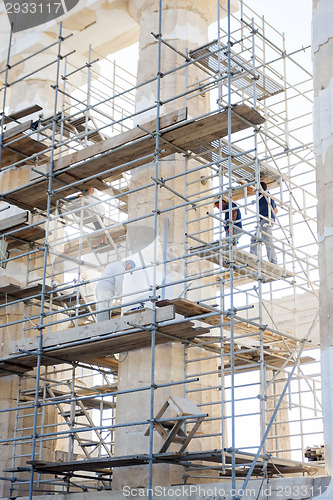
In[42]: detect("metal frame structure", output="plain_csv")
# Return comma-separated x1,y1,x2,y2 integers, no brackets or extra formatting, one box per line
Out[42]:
0,0,323,498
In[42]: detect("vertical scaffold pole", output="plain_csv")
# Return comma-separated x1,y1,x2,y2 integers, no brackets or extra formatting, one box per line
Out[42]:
0,23,13,168
148,0,163,494
28,23,63,500
226,0,237,494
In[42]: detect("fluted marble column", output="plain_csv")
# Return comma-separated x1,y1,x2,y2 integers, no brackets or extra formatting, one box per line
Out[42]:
313,0,333,487
112,0,240,489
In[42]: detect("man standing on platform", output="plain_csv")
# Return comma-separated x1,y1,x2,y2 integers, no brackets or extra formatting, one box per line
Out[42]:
214,198,243,244
250,181,278,264
95,259,136,322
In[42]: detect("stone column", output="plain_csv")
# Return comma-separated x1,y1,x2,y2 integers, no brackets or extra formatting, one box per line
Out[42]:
265,370,291,460
112,0,239,489
313,0,333,484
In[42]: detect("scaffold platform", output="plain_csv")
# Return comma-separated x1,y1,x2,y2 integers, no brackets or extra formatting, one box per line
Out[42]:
192,242,294,283
2,105,265,210
26,448,319,478
1,305,210,376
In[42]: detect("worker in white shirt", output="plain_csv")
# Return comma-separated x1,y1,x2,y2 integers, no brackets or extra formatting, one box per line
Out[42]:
95,260,136,322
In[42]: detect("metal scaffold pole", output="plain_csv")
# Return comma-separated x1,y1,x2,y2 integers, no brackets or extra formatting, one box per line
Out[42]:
0,0,322,495
147,0,163,493
28,24,64,499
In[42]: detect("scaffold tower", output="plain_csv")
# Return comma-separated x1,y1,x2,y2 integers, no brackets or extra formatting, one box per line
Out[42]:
0,0,324,498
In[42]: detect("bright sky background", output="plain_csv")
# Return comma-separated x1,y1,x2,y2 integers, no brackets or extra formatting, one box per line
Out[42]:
244,0,312,50
113,0,313,75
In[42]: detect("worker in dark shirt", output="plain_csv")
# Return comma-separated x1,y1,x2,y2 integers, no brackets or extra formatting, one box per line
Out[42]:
214,198,242,244
250,181,278,264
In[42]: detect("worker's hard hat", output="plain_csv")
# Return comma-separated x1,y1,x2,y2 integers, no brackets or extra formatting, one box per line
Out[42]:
126,259,136,273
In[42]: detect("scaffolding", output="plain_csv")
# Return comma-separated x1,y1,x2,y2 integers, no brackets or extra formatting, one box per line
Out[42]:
0,0,323,498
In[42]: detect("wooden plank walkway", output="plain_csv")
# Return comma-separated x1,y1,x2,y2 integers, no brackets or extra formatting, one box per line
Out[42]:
193,242,293,283
1,306,209,376
156,297,314,368
0,121,47,168
2,105,265,210
27,449,318,477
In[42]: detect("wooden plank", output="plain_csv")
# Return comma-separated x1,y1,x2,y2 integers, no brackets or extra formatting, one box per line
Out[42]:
3,318,208,376
6,225,45,249
62,225,126,257
194,244,293,282
76,324,207,360
52,108,188,174
1,121,32,141
169,395,201,416
157,298,222,326
0,283,21,295
28,448,318,475
0,283,47,305
0,284,90,322
157,297,313,359
2,105,264,210
3,104,42,124
0,360,34,375
0,211,45,248
8,305,175,354
169,105,264,151
76,383,118,396
1,134,47,168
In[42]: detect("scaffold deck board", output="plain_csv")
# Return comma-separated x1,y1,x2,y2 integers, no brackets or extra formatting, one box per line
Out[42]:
3,306,210,375
189,336,314,371
2,105,265,211
2,321,208,374
190,41,284,101
156,298,312,357
157,297,221,324
190,137,281,189
193,243,293,282
0,282,93,320
8,306,175,353
28,449,318,476
0,283,46,305
1,121,47,168
3,104,42,125
5,224,45,249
